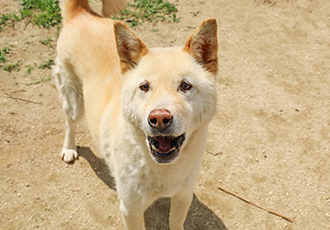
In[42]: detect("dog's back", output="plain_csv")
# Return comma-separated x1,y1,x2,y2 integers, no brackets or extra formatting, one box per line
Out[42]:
54,0,126,144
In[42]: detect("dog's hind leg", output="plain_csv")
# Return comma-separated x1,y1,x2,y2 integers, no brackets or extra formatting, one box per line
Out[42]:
53,59,84,163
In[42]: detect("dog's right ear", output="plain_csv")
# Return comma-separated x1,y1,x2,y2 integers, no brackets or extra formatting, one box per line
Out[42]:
114,21,149,73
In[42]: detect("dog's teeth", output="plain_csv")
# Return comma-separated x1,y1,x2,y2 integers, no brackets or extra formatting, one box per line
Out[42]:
180,134,185,144
173,134,185,149
152,138,159,148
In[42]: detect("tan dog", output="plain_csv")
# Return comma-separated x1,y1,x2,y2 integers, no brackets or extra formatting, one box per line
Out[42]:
54,0,218,229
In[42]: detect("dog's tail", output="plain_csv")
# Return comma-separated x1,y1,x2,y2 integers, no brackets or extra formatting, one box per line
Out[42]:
60,0,126,21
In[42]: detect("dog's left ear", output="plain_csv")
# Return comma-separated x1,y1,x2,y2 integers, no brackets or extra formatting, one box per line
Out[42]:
114,21,149,73
183,18,218,74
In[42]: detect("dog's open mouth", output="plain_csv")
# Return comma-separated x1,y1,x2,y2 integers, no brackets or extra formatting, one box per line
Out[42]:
147,134,185,164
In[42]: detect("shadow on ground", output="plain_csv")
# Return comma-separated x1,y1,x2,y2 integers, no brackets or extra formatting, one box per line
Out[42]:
78,146,227,230
78,146,116,190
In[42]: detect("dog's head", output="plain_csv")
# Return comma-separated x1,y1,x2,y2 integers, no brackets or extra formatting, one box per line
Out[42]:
114,19,218,164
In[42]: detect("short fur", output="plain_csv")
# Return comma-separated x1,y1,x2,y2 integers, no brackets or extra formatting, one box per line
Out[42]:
54,0,218,229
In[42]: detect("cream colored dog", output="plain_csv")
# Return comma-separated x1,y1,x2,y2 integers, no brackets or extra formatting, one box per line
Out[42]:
54,0,218,229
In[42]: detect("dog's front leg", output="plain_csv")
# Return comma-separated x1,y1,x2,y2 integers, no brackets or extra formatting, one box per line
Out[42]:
169,189,194,230
120,199,145,230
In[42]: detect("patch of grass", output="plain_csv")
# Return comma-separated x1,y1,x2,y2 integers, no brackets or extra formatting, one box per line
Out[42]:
2,61,20,72
26,67,35,74
2,46,11,54
0,13,20,29
0,47,11,63
1,0,61,30
0,13,14,26
113,0,180,27
26,80,40,86
26,76,51,86
0,52,6,63
39,36,52,46
20,0,62,28
38,58,54,69
42,76,51,82
0,13,12,25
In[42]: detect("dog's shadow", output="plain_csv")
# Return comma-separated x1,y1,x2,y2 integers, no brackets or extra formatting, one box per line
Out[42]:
78,147,227,230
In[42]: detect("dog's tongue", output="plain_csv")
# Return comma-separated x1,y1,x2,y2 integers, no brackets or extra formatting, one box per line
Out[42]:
154,136,174,151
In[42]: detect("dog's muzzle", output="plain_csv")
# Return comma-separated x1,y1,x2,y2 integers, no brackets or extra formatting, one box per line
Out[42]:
147,134,186,164
146,109,185,163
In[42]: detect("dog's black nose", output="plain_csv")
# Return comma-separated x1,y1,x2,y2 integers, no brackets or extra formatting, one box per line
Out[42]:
148,109,173,131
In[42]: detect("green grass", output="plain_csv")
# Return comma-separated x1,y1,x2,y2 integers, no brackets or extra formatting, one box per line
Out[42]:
0,47,11,63
19,0,62,28
39,36,52,46
113,0,180,27
26,67,35,74
0,13,13,26
38,58,54,69
1,0,180,30
0,0,61,30
0,13,20,31
2,61,20,72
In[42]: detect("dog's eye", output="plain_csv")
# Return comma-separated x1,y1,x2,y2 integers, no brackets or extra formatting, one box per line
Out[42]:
139,82,150,92
180,81,192,92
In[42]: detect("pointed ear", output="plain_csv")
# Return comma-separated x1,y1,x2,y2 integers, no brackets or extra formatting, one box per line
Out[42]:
183,18,218,74
114,21,149,73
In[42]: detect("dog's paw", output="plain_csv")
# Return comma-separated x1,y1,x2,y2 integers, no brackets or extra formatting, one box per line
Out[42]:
61,149,78,163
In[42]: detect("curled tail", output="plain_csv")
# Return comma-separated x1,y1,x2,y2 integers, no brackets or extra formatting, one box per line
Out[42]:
60,0,126,21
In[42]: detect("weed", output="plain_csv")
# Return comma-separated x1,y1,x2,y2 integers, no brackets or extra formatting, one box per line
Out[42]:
113,0,180,27
2,61,20,72
26,80,41,86
0,12,21,31
0,52,6,63
42,77,51,82
2,47,11,54
26,67,35,74
39,36,52,46
0,13,14,26
0,47,12,63
54,24,60,38
38,58,54,69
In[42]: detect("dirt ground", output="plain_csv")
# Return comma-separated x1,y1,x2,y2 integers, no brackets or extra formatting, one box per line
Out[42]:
1,0,330,229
